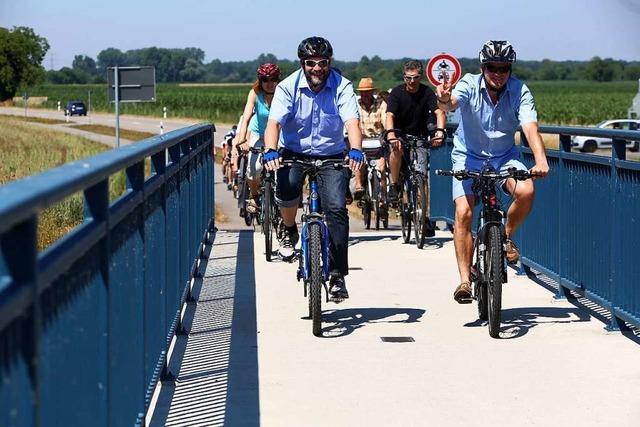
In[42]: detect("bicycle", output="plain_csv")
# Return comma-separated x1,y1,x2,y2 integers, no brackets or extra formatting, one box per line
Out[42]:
435,166,539,338
280,157,347,337
360,137,389,230
382,129,435,249
260,160,282,261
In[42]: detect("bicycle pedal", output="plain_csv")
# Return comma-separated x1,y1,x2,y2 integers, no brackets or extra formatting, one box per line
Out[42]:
329,296,345,304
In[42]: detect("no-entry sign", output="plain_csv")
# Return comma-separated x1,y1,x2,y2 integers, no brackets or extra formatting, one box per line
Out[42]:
426,53,461,87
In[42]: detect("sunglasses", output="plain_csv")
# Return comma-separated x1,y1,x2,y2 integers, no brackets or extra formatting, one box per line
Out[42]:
485,64,512,74
260,77,279,83
403,75,421,82
303,59,330,68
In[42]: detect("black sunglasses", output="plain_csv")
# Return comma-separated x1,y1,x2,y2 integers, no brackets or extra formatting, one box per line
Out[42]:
260,77,279,83
403,75,421,82
303,59,330,68
485,64,512,74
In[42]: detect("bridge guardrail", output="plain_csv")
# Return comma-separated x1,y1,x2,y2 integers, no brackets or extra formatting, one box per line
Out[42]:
0,123,215,427
430,126,640,332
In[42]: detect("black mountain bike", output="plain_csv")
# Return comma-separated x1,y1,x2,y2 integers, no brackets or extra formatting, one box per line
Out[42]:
260,164,282,261
361,137,389,230
436,166,538,338
382,129,434,249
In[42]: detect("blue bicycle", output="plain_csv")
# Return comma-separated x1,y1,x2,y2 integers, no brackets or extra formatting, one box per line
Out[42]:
281,157,347,337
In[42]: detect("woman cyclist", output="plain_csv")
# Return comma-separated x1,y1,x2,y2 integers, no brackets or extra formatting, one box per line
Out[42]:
234,63,281,213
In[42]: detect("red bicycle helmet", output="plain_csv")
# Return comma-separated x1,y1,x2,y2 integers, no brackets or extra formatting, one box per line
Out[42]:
257,63,280,79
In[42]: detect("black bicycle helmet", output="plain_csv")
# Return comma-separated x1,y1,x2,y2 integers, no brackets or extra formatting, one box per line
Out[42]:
297,36,333,59
479,40,516,64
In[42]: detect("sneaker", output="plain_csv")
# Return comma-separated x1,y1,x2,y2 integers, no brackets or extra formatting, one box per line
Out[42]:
329,275,349,301
387,183,399,202
353,187,365,201
345,188,353,205
278,226,299,261
226,183,232,191
247,197,260,214
505,238,520,264
425,219,436,237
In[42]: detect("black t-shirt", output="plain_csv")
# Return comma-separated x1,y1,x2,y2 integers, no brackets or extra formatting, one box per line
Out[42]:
387,83,438,136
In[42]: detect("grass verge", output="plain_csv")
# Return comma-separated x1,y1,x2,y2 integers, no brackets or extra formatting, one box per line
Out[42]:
70,124,157,141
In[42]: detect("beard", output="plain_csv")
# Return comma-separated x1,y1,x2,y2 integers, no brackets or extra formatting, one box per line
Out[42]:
304,68,329,90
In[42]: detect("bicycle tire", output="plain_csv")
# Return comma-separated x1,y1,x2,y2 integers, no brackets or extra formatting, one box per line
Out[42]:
401,178,412,243
263,180,273,261
487,225,504,338
476,279,488,321
242,179,252,226
412,175,428,249
308,222,323,337
371,172,381,231
363,200,371,229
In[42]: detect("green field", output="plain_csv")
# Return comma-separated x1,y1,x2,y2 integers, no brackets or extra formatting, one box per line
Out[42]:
20,80,638,126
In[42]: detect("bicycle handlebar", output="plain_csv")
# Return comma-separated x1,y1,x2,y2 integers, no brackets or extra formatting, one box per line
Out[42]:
280,158,348,169
381,128,442,148
435,167,541,181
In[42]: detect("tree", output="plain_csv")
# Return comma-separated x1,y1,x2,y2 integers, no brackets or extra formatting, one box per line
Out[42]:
72,55,97,76
96,48,127,75
584,56,615,82
0,26,49,101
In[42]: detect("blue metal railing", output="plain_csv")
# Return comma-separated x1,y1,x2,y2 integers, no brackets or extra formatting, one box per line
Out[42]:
430,126,640,331
0,123,215,427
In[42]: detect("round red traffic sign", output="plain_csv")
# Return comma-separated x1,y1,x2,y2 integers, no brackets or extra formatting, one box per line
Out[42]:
426,53,462,87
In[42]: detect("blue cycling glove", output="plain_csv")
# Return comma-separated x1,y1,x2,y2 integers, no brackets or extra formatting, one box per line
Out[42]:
263,149,279,163
348,148,364,163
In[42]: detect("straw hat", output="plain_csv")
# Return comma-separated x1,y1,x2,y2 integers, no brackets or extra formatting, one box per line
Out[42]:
357,77,376,91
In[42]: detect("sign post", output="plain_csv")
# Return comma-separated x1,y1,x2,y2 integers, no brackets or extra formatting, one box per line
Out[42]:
426,53,462,87
107,66,156,147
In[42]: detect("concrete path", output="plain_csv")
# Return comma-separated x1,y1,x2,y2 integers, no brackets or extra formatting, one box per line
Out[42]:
147,223,640,426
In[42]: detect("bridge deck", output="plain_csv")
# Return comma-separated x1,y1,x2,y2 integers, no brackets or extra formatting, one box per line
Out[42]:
148,228,640,426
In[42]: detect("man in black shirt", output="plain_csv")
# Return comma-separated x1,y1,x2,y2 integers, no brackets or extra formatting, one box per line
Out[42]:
386,60,446,234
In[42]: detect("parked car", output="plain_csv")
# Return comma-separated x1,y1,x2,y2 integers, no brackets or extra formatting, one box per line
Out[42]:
64,101,87,116
571,119,640,153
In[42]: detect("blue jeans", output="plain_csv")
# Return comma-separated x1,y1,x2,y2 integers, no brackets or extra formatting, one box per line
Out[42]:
276,150,350,276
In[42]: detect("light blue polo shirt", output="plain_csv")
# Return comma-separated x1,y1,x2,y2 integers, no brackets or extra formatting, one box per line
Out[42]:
268,68,359,156
451,73,538,163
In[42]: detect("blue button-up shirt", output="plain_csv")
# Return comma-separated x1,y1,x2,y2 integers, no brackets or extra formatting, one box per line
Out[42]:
269,68,360,156
451,73,537,161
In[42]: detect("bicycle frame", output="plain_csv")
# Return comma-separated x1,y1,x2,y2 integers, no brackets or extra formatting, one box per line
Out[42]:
300,179,331,283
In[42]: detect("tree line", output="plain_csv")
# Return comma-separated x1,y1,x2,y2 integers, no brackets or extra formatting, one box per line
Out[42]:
49,49,640,85
1,26,639,102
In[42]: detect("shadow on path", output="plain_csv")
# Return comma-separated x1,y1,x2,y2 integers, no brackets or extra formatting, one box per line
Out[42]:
321,307,426,338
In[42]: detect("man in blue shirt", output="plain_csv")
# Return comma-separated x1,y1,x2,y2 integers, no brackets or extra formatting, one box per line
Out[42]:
436,40,549,303
263,36,364,300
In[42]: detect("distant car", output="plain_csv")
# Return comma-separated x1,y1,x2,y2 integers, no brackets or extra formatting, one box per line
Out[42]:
65,101,87,116
571,119,640,153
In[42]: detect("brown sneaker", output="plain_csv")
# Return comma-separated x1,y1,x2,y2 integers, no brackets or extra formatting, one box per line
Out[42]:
454,282,472,304
505,238,520,264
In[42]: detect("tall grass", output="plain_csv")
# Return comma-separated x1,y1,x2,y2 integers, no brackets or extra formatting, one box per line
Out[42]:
0,116,126,249
24,80,638,126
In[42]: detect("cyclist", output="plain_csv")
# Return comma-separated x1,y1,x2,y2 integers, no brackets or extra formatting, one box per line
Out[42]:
221,125,237,188
235,63,281,213
353,77,387,204
436,40,549,303
386,59,446,236
263,36,364,300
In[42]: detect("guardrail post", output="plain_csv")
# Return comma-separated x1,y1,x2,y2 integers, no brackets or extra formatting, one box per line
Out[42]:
516,130,531,276
605,138,628,331
1,216,39,425
554,134,572,299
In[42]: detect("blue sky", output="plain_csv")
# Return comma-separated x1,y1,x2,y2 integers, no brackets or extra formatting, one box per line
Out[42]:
1,0,639,69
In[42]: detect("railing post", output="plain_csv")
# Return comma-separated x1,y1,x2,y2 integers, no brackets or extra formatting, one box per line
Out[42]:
516,129,530,276
605,138,628,331
554,134,572,299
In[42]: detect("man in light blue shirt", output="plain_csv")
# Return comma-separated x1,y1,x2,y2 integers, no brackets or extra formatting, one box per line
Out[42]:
263,36,363,301
437,40,549,304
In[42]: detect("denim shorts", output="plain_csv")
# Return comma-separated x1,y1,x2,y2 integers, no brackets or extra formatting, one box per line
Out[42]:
451,154,527,200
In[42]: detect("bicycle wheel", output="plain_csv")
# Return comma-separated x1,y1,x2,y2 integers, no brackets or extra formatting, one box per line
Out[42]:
308,222,323,337
242,180,252,226
412,175,428,249
263,180,273,261
487,225,504,338
371,172,381,231
400,179,412,243
362,199,371,230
